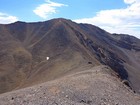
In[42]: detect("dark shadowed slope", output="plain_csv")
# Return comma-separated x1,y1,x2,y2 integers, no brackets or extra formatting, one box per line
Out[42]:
0,18,140,94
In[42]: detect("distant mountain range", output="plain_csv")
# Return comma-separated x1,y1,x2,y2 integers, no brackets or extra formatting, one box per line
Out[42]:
0,18,140,95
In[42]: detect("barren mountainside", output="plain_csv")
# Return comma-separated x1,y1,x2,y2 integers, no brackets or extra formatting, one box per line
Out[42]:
0,18,140,96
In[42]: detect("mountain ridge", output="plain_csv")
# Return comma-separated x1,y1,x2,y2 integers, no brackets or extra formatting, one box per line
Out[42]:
1,65,140,105
0,18,140,94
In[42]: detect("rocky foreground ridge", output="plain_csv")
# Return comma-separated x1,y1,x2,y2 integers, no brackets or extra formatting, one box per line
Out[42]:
0,66,140,105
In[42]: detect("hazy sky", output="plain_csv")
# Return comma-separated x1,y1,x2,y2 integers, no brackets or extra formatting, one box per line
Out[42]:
0,0,140,38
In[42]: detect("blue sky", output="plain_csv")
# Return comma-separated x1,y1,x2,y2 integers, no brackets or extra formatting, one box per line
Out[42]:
0,0,140,38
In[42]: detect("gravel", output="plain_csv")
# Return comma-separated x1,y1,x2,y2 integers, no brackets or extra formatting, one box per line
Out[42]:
0,66,140,105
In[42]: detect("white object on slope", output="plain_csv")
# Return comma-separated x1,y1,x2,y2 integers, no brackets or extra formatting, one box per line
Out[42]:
46,57,49,60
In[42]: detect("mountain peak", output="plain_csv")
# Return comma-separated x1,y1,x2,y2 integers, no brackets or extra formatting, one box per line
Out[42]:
0,18,140,96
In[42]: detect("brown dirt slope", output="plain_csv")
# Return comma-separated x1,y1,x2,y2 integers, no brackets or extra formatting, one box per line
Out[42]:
0,18,140,94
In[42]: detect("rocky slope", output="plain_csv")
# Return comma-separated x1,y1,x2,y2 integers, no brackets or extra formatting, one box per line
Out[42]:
0,66,140,105
0,18,140,94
